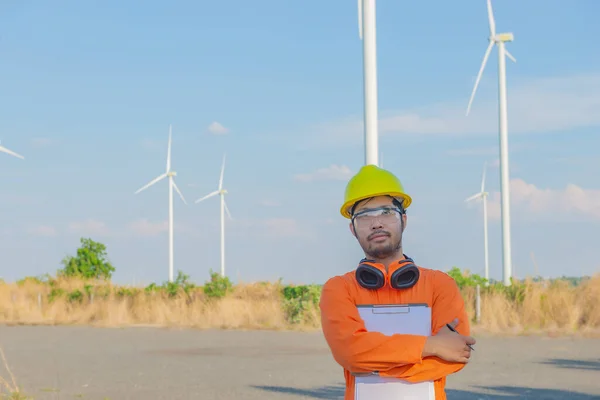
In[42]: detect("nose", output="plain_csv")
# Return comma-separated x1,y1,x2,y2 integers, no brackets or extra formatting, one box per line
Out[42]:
370,219,384,229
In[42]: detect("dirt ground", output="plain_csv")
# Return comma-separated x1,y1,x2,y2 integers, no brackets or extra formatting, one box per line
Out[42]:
0,325,598,399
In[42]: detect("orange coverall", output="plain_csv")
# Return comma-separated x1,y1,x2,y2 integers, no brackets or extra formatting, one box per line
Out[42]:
319,260,471,400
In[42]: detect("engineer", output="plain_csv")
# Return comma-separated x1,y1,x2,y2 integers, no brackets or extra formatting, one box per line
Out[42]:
319,164,476,400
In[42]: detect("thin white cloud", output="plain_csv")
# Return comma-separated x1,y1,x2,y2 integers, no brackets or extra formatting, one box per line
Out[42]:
127,219,168,237
445,147,498,157
486,179,600,221
262,218,303,237
68,219,111,236
307,72,600,146
294,164,353,182
126,218,197,237
208,121,229,135
30,137,53,147
141,138,163,150
230,217,312,239
26,225,58,237
258,199,281,207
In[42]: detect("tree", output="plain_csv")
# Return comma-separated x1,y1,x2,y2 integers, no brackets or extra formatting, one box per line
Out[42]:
58,237,115,280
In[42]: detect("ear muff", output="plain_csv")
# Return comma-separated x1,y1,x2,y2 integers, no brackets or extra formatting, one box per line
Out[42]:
355,262,385,290
355,256,420,290
389,261,420,290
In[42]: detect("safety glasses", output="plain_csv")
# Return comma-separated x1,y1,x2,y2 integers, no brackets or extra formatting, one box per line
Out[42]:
352,206,402,226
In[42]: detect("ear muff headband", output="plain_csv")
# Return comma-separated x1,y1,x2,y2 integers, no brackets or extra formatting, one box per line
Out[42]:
355,256,420,290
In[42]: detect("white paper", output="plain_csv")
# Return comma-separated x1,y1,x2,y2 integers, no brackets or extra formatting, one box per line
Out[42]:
354,304,434,400
355,375,435,400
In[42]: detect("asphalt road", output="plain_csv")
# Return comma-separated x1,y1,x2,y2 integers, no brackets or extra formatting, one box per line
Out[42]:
0,325,598,399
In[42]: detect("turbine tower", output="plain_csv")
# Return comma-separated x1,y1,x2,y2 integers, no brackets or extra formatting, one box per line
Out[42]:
134,125,187,282
465,0,516,286
358,0,379,167
465,162,490,286
0,141,24,160
195,154,232,278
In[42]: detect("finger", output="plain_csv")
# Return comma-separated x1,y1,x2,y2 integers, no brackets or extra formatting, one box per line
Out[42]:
465,336,477,345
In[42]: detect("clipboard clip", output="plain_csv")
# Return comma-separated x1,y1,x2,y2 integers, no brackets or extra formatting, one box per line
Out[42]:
371,306,410,314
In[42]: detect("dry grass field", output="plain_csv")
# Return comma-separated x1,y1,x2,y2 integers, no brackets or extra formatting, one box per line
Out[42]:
0,272,599,337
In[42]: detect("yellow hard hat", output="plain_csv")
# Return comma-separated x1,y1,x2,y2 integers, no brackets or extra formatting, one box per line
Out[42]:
340,164,412,219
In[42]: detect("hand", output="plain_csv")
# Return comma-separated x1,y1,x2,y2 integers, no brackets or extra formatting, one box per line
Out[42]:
422,319,476,363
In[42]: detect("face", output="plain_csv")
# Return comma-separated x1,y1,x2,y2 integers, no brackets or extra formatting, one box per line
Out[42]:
349,196,406,261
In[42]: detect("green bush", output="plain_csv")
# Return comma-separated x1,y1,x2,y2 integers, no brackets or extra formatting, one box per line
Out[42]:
203,270,232,299
281,284,322,324
144,270,197,298
447,266,488,289
58,238,115,280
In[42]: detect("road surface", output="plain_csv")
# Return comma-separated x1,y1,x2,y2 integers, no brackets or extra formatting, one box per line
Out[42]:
0,325,598,399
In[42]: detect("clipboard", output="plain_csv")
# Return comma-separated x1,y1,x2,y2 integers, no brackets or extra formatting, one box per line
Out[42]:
354,303,435,400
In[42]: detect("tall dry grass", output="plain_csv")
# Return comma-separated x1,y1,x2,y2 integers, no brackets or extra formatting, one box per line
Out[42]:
461,275,600,336
1,274,599,336
0,346,28,399
0,278,299,331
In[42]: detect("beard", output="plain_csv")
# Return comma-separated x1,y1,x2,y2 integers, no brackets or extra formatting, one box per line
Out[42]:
362,233,402,260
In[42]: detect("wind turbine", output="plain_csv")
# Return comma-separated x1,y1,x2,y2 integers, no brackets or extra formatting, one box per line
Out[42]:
465,162,490,287
0,140,24,160
134,125,187,283
358,0,379,167
465,0,515,286
195,154,232,278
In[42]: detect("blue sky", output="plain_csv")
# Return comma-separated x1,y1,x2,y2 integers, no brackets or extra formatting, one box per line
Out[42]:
0,0,598,285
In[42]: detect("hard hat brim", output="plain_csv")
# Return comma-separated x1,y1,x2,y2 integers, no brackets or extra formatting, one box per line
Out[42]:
340,192,412,219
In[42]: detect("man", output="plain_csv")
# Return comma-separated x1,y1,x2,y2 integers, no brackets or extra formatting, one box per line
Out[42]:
319,164,476,400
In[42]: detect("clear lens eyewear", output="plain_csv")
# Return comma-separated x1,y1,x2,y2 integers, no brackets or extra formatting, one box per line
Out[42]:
352,207,402,225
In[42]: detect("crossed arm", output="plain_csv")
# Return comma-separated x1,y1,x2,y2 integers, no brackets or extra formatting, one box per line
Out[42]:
318,272,471,383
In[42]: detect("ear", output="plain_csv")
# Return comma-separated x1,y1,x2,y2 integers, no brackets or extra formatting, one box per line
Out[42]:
401,214,407,232
349,221,357,237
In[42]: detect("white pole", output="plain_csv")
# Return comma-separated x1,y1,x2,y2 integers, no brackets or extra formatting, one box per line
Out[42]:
483,193,490,286
475,284,481,323
168,175,174,282
220,193,225,277
361,0,379,166
497,41,513,287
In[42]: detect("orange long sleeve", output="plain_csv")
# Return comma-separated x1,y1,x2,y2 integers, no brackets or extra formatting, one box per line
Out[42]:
319,276,428,374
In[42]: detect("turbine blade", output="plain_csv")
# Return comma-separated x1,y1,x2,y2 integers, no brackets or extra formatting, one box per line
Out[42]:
224,199,232,220
172,180,187,205
135,173,168,194
505,49,517,63
465,192,483,202
466,40,495,116
166,124,172,172
195,190,219,203
358,0,363,39
0,145,24,160
219,153,226,190
487,0,496,37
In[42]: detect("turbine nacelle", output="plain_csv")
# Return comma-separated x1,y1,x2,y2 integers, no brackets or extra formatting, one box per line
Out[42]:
491,32,514,43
